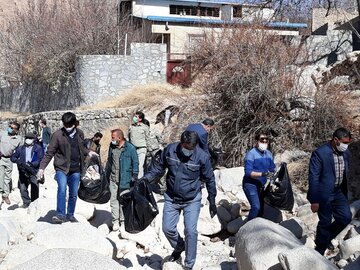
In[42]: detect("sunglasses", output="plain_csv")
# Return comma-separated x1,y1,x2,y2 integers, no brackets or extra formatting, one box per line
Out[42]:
259,137,268,142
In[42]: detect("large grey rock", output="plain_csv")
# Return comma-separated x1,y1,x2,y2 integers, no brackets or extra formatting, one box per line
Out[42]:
278,246,337,270
12,248,126,270
235,218,302,270
75,199,96,220
340,234,360,259
0,217,20,244
350,200,360,218
1,242,46,269
30,222,114,257
198,204,222,236
0,223,9,252
215,167,244,193
280,218,305,239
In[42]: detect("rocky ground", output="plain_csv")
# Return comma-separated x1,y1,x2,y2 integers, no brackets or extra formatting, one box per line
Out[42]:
0,154,359,270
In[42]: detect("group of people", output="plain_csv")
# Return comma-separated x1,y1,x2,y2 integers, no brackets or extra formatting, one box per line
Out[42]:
243,127,353,257
0,110,354,269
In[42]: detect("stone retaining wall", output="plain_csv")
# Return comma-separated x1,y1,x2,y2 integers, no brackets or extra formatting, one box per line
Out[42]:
76,43,167,106
20,107,135,139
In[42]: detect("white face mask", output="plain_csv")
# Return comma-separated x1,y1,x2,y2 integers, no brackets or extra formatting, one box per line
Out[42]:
258,143,268,152
25,139,34,145
336,142,348,152
65,126,75,132
111,140,118,146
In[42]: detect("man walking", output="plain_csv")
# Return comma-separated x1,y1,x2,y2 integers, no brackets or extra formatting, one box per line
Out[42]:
142,130,217,270
128,111,150,177
37,112,95,223
0,121,22,205
11,132,44,207
84,132,103,155
308,127,352,255
105,129,139,231
186,118,214,156
39,118,51,152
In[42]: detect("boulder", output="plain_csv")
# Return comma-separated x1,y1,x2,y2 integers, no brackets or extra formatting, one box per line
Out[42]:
280,218,305,239
278,246,337,270
119,224,160,250
350,200,360,218
215,167,244,193
227,218,246,234
30,222,114,257
0,223,10,252
75,199,96,220
12,248,126,270
235,218,302,270
0,217,19,245
198,205,222,236
1,242,46,269
339,234,360,259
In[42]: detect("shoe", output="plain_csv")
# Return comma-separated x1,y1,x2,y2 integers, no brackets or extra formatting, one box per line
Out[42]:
112,222,120,231
169,246,185,262
66,216,78,223
52,215,65,224
20,203,30,208
2,196,10,205
183,267,192,270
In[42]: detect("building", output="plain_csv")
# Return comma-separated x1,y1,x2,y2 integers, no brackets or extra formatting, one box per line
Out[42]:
120,0,308,57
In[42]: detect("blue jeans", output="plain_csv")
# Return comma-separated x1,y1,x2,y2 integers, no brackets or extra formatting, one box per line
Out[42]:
43,143,48,153
315,188,351,254
54,171,80,218
163,192,202,268
243,180,264,220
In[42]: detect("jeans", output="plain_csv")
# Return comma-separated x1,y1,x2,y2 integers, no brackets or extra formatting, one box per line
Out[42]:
18,173,39,205
136,148,147,178
315,188,352,254
54,171,80,218
0,157,13,197
109,180,127,224
243,180,264,220
43,143,48,153
162,192,202,268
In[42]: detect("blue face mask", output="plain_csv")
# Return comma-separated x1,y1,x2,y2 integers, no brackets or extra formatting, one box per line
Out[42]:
7,127,13,134
181,147,193,157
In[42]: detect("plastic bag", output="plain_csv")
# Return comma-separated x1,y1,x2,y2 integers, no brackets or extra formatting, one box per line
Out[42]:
78,156,110,204
264,162,294,211
120,179,159,233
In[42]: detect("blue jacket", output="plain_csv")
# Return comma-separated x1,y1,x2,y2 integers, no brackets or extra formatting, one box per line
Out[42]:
186,123,209,155
243,147,276,186
307,142,349,204
143,142,216,204
105,141,139,189
11,143,44,169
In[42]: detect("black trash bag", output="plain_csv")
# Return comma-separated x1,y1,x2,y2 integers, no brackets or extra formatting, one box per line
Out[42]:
264,162,294,211
121,179,159,233
78,156,110,204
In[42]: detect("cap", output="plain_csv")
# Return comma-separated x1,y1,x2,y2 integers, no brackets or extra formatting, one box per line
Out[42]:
25,132,36,139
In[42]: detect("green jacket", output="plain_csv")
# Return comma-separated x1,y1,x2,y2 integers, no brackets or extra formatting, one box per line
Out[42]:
105,141,139,189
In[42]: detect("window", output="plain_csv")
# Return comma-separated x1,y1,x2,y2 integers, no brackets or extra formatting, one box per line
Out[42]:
233,6,242,18
169,5,220,17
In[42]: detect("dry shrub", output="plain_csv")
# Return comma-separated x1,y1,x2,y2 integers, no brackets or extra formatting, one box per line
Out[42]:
287,158,310,193
77,83,185,111
190,26,352,167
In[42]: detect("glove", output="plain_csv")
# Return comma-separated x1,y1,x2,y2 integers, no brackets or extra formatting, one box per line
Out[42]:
209,204,217,218
262,172,275,179
36,169,44,180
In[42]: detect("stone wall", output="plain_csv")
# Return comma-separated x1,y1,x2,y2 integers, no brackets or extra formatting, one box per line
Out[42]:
349,142,360,201
76,43,167,106
20,107,135,139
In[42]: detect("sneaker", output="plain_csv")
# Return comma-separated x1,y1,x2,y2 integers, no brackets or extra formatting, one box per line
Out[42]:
66,216,78,223
2,196,10,205
169,246,185,262
183,267,192,270
112,222,120,231
20,203,30,209
52,215,65,224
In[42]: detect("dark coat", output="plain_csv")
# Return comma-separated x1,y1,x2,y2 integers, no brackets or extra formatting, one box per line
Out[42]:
307,142,350,204
143,142,216,204
39,128,89,174
104,141,139,189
